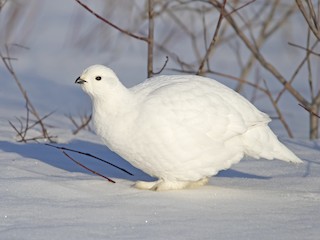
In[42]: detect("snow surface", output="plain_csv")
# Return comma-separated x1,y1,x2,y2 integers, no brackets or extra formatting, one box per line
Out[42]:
1,134,320,240
1,1,320,239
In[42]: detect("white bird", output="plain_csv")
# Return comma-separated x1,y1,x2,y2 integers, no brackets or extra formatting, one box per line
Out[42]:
75,65,302,191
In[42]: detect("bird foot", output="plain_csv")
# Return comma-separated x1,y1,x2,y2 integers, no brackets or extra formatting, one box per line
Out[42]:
133,177,209,191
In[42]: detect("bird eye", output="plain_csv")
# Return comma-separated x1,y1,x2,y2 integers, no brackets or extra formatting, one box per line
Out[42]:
95,76,102,81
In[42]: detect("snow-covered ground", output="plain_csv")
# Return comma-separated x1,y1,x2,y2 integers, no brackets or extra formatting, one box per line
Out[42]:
1,133,319,240
1,1,320,240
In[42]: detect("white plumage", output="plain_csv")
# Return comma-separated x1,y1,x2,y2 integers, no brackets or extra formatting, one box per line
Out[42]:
75,65,302,191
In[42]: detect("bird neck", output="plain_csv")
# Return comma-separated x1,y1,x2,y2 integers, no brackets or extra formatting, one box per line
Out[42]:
91,85,134,124
91,85,136,146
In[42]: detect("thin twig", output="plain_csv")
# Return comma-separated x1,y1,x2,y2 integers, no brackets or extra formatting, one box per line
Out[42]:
276,40,319,103
197,0,227,75
249,67,262,103
218,2,310,107
67,114,92,135
235,1,281,93
8,121,27,143
148,0,154,77
262,79,294,138
25,110,56,133
288,41,320,57
16,135,57,143
306,29,314,100
74,0,149,42
298,103,320,118
224,0,256,17
45,144,133,176
296,0,320,40
23,102,30,139
62,151,115,183
1,46,54,142
307,0,318,29
154,41,195,71
208,69,268,94
152,56,169,75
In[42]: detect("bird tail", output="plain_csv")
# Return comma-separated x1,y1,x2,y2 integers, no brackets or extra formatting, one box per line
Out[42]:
242,125,303,163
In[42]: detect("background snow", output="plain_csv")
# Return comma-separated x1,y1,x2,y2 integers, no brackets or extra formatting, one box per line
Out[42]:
1,1,320,239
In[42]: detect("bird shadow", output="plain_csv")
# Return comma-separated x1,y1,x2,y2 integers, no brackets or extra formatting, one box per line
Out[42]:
217,169,270,179
0,140,153,182
0,140,270,182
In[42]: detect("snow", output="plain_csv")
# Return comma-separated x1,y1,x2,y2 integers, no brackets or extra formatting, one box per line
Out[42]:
1,1,320,239
1,137,319,240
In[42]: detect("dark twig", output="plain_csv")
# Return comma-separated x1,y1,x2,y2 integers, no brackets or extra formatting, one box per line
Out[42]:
299,103,320,118
152,56,169,75
276,40,319,103
8,121,27,143
235,1,285,93
18,135,57,143
224,0,256,17
296,0,320,40
197,0,227,75
208,69,268,94
148,0,155,77
67,114,92,135
219,3,310,108
288,41,320,57
1,45,55,142
262,79,293,138
25,110,55,133
74,0,149,42
45,144,133,176
62,151,115,183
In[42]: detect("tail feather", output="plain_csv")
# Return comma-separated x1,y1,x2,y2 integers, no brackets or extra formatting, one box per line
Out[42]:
242,126,303,163
271,140,302,163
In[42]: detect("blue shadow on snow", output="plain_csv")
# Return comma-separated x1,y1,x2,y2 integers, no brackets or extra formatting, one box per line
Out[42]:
0,140,270,181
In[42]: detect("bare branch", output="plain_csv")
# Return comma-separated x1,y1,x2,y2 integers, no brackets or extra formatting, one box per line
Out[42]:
208,69,268,94
299,103,320,118
26,111,55,133
225,0,256,17
197,0,227,75
276,40,319,103
45,144,133,176
235,1,279,93
1,46,54,142
262,79,293,138
288,41,320,57
74,0,149,43
62,151,116,183
153,56,169,75
148,0,154,77
215,2,310,107
296,0,320,40
306,29,314,100
8,121,27,143
67,113,92,135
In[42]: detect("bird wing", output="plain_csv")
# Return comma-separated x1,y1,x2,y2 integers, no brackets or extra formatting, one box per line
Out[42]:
136,76,270,142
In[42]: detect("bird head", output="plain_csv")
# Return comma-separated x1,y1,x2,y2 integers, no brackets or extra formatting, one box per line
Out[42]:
75,65,120,99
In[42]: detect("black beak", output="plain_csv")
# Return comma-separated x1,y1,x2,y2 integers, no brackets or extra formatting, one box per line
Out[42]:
75,77,87,84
